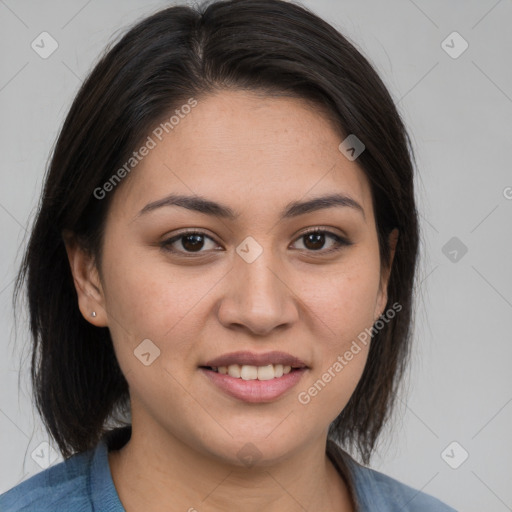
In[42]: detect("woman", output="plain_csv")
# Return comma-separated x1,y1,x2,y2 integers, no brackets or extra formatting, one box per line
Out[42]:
0,0,456,510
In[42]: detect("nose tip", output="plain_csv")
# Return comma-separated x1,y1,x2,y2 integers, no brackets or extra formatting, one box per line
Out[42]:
216,252,298,335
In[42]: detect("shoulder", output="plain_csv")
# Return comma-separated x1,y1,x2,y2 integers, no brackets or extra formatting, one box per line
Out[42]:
0,449,95,512
352,462,457,511
326,440,458,511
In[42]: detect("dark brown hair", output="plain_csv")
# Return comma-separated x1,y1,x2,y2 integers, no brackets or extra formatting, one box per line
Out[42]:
14,0,419,464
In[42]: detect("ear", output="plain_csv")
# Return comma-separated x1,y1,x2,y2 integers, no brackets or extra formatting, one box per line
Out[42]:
374,228,399,321
62,229,108,327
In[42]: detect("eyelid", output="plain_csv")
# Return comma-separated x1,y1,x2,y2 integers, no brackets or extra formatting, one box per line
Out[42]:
295,226,349,241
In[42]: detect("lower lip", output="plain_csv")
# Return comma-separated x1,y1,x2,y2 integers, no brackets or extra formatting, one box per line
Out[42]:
200,368,307,403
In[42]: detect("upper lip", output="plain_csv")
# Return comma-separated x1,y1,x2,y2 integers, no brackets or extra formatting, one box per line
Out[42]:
201,351,308,368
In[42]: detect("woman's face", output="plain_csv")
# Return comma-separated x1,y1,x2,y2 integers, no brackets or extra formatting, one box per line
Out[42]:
82,89,395,465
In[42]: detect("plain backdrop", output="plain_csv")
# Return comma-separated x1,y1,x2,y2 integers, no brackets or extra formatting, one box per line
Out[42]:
1,1,511,510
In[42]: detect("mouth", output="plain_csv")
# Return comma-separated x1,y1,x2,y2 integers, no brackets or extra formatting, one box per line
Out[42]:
198,351,309,403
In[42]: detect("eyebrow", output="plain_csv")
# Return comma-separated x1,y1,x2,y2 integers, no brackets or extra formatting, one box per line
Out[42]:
136,192,365,221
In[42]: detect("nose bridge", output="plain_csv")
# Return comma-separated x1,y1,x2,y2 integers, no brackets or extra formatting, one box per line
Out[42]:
218,236,297,334
236,239,283,309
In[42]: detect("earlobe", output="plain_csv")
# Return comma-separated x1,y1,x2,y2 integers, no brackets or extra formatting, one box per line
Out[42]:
62,229,108,327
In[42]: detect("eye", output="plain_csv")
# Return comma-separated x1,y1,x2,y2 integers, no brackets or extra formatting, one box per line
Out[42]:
291,228,352,254
160,228,352,257
160,230,220,255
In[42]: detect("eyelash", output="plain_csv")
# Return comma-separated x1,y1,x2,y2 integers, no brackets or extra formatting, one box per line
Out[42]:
160,228,352,257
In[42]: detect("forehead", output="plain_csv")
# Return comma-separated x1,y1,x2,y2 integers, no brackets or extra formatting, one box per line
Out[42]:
109,89,374,224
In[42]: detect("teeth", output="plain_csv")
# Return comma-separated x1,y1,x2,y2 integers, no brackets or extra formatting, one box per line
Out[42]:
213,363,295,380
227,364,241,378
241,365,258,380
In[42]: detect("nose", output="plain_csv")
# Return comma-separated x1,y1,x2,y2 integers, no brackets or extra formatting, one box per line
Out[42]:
216,247,299,336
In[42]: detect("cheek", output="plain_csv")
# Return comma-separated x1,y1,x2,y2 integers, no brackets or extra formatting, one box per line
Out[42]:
99,248,211,414
297,346,369,428
294,251,380,416
296,296,372,427
100,242,215,340
99,240,236,396
302,248,382,344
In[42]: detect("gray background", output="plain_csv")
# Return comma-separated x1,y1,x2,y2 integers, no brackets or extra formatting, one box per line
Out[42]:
1,1,511,510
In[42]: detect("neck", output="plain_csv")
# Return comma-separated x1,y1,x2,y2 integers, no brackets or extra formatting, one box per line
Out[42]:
108,421,354,512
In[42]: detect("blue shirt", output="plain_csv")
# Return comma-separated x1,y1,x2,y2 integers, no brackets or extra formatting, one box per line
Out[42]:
0,426,457,511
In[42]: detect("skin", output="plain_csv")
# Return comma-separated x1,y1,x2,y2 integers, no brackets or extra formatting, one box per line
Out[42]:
64,89,398,512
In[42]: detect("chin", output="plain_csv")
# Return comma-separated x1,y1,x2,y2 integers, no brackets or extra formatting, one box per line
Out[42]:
193,427,308,468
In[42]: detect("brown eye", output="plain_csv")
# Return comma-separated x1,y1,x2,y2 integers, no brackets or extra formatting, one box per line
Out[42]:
292,229,352,254
160,228,351,257
303,231,326,250
180,233,206,252
161,231,219,254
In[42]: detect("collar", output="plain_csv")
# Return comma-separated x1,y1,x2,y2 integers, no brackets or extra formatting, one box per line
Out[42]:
89,427,130,511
